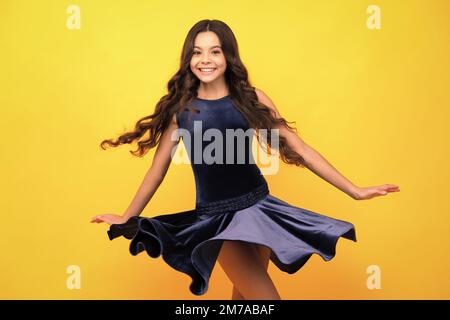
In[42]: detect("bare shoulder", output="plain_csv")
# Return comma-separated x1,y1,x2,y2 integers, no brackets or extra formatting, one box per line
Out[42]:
171,113,178,126
255,88,281,118
255,88,272,105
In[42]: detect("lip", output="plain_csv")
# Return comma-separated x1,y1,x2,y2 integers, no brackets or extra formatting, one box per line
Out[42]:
198,67,217,75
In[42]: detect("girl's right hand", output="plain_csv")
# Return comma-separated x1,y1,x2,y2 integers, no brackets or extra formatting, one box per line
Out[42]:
90,214,128,225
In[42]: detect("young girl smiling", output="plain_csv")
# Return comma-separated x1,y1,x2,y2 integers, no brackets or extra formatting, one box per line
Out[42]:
91,19,400,300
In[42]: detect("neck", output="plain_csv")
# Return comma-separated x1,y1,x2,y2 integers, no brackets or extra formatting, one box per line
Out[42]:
197,80,229,99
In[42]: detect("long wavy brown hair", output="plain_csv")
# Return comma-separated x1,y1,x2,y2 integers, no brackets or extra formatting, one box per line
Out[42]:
100,19,306,167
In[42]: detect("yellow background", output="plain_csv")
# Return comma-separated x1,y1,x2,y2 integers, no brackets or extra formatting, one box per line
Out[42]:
1,0,449,299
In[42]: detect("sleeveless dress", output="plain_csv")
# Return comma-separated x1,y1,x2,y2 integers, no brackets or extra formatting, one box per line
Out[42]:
107,94,357,296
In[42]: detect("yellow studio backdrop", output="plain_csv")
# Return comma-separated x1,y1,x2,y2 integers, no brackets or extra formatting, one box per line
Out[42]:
0,0,449,299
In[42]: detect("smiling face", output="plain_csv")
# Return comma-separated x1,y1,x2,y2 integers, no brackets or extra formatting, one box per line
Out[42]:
190,31,227,85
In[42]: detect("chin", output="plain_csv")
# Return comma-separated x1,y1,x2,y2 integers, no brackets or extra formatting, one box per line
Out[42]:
198,77,219,83
197,73,224,83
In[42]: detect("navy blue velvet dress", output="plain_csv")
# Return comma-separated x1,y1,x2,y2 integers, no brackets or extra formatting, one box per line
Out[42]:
107,94,357,296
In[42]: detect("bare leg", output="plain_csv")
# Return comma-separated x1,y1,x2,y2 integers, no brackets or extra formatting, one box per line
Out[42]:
231,286,245,300
218,241,281,300
231,244,272,300
255,244,272,270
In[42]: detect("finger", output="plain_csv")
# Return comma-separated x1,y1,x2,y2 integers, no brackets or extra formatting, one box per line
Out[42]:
386,185,400,192
91,216,105,223
387,184,400,190
382,185,398,191
100,218,112,224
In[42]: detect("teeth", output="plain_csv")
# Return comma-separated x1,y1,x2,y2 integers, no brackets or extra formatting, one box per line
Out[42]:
199,68,216,72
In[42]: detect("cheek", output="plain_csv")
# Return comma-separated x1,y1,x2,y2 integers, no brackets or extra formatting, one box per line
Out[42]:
190,56,200,65
190,60,199,73
216,58,227,70
219,63,227,74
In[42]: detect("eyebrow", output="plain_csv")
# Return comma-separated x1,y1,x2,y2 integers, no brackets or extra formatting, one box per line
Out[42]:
193,45,222,50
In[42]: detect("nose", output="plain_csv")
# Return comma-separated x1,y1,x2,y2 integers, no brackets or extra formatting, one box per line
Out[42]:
200,53,212,64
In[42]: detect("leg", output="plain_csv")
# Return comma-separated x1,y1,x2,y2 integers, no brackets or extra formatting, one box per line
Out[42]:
218,241,281,300
231,286,245,300
231,244,272,300
255,244,272,270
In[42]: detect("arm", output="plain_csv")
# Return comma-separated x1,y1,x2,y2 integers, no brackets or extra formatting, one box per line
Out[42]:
255,88,400,200
91,114,181,224
121,114,181,220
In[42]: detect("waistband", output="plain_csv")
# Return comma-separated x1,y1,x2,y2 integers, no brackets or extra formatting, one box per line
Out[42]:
195,181,269,217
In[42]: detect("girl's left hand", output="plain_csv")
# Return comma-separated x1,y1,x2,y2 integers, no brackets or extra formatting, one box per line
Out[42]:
353,184,400,200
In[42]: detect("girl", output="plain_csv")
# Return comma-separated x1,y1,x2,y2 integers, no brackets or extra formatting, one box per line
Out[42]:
91,19,400,300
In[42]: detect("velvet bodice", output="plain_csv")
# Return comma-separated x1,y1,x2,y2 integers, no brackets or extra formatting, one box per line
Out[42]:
175,95,268,207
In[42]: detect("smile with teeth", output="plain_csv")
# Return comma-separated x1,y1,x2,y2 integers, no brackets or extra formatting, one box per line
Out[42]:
198,67,217,74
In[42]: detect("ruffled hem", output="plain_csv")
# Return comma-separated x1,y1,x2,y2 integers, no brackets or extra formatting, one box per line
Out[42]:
107,194,357,296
